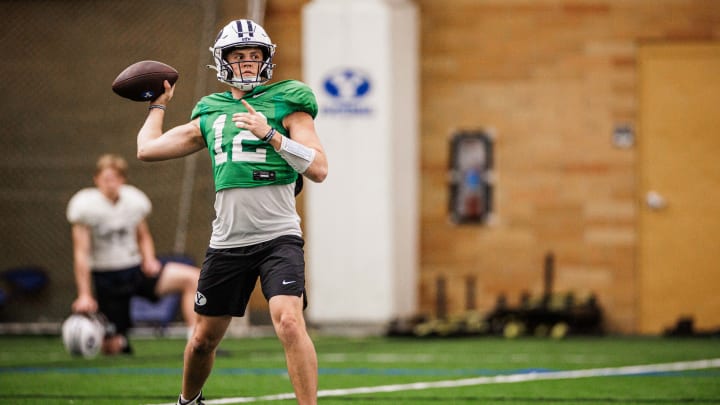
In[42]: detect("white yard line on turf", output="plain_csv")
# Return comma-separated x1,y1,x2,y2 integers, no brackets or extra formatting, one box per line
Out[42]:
146,358,720,405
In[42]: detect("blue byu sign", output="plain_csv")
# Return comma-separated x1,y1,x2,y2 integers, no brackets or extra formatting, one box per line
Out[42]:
320,67,373,115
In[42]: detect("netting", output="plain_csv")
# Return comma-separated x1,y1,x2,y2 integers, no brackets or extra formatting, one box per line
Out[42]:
0,0,227,323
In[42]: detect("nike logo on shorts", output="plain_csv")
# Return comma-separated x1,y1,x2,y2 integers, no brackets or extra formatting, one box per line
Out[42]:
282,280,296,285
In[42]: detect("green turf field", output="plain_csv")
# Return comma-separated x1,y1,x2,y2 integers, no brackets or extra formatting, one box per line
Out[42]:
1,334,719,404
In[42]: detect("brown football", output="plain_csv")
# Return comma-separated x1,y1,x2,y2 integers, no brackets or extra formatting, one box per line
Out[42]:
111,60,178,102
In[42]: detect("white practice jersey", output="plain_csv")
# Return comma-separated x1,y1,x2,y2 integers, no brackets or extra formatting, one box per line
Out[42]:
66,185,151,271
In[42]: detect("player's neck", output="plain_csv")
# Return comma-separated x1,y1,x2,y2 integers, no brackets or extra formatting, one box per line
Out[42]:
101,191,120,204
230,87,247,99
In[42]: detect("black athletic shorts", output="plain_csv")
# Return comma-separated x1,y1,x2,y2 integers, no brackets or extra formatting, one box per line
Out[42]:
92,265,162,335
195,235,307,317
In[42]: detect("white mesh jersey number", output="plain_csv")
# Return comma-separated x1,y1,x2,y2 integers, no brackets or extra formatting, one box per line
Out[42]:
212,115,228,164
211,114,267,164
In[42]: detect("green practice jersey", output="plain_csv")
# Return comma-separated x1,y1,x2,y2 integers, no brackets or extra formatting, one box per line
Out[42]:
191,80,319,192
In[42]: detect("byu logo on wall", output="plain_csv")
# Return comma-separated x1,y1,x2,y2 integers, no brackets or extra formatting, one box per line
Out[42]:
320,67,373,115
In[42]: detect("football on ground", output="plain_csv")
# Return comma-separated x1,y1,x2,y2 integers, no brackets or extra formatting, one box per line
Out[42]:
111,60,178,102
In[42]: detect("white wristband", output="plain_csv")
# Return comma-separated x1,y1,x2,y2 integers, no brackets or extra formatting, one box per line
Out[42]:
277,136,316,174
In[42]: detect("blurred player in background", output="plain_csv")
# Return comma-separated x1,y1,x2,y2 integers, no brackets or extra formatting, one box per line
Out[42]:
67,153,200,354
136,19,327,405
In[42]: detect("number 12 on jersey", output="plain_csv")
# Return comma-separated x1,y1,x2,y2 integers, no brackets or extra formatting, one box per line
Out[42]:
211,114,267,164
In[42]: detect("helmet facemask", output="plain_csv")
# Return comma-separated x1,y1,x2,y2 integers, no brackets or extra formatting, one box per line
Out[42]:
210,19,276,91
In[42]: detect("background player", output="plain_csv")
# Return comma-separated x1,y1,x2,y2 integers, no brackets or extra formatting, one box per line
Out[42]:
67,153,200,354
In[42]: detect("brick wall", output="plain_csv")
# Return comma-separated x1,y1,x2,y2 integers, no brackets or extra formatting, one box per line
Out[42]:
413,0,720,333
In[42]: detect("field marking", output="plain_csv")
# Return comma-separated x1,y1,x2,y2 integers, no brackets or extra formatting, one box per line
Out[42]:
146,358,720,405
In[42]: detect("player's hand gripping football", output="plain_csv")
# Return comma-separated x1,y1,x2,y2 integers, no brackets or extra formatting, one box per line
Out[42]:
150,80,176,106
232,99,272,140
72,294,98,314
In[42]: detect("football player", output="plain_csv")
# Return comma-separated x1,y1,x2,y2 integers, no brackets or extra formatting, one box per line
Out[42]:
136,19,327,405
67,153,200,355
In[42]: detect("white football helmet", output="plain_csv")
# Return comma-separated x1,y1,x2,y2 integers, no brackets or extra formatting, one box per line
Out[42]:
61,314,106,358
209,19,276,91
